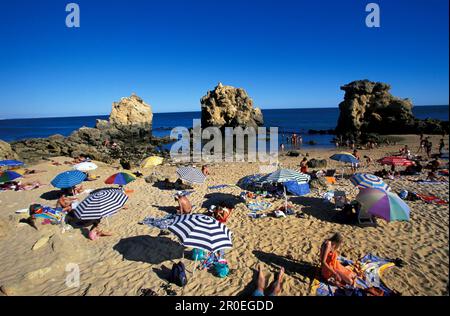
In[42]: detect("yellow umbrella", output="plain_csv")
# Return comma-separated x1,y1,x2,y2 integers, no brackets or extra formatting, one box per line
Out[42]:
141,156,164,168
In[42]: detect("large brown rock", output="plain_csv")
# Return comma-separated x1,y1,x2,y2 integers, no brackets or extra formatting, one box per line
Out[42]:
335,80,448,137
109,94,153,128
0,140,18,160
335,80,416,137
201,83,264,129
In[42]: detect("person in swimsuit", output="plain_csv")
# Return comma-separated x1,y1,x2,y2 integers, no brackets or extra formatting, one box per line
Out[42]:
175,192,192,215
202,165,210,176
300,158,308,174
252,264,285,296
320,233,357,287
56,192,78,213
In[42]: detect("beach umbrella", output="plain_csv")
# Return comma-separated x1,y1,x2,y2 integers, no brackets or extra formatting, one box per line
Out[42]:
105,172,136,186
261,169,310,210
330,152,359,164
176,167,206,184
0,160,24,167
261,168,311,184
73,188,128,220
356,188,410,222
73,162,98,172
141,156,164,168
0,170,23,183
51,170,86,189
350,173,390,191
377,156,414,167
168,214,233,252
330,152,359,179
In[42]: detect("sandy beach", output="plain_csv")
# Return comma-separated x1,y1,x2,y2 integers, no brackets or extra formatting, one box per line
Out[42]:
0,134,448,296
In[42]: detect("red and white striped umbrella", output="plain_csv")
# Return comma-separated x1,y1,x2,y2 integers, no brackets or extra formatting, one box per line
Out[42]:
377,156,414,166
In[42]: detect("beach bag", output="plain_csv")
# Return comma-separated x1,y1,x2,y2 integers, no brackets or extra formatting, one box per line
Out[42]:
170,262,187,287
399,190,408,200
214,262,229,278
192,248,207,261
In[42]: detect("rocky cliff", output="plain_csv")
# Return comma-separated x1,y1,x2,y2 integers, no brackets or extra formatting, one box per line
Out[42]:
10,94,167,168
335,80,448,137
0,140,18,160
201,83,264,129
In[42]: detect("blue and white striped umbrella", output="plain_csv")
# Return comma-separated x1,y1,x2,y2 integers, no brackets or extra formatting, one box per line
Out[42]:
73,188,128,220
176,167,206,184
168,214,233,252
350,173,390,191
0,160,24,167
261,168,310,184
51,170,87,189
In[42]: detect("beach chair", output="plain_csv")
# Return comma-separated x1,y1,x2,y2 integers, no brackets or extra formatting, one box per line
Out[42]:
333,191,347,210
357,205,375,226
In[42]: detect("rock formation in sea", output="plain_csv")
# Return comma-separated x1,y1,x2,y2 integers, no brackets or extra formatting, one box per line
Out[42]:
200,83,264,129
335,80,449,138
10,94,168,168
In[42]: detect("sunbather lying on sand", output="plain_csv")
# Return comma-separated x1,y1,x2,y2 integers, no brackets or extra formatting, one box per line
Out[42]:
16,181,45,191
252,264,285,296
88,221,112,241
320,233,357,287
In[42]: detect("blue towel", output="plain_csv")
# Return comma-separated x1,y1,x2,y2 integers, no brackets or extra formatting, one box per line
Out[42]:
284,181,310,196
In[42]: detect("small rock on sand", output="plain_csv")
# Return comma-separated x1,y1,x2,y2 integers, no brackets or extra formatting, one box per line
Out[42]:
32,235,53,250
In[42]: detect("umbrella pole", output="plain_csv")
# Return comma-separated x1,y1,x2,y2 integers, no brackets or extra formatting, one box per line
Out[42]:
192,257,197,276
284,185,288,211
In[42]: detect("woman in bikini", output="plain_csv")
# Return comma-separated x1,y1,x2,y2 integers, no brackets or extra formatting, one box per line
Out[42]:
320,233,357,287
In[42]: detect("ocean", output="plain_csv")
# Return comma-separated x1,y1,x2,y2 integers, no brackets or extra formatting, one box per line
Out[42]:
0,105,448,149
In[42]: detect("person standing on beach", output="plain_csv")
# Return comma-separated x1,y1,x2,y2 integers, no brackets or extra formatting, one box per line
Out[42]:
426,140,433,158
352,149,360,173
439,139,445,153
298,135,303,147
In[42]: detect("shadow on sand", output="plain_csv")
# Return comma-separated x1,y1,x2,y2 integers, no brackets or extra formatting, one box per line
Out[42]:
40,190,62,201
201,193,244,209
253,250,317,282
290,196,359,225
113,235,184,264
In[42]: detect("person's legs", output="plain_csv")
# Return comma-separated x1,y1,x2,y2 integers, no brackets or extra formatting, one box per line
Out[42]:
336,265,357,286
268,267,285,296
252,264,266,296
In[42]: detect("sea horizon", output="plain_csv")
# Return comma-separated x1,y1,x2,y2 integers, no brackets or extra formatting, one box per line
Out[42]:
1,104,448,121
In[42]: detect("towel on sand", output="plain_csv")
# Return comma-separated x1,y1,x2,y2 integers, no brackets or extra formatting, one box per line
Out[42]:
414,193,448,205
311,253,398,296
208,184,231,190
246,201,272,212
141,214,176,230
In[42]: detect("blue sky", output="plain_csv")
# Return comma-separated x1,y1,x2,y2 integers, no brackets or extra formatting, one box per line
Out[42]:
0,0,448,118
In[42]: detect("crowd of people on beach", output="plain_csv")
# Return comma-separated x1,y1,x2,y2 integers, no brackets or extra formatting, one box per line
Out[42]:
1,132,449,296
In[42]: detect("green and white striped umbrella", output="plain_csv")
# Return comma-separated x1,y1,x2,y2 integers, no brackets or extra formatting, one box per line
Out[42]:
261,168,310,184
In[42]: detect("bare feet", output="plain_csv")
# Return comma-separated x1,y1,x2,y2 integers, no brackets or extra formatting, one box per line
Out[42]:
256,264,266,293
270,267,285,296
